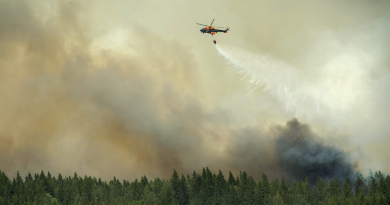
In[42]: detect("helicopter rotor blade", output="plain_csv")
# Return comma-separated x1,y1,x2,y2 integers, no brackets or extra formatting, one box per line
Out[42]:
196,23,208,26
206,19,214,34
210,19,215,26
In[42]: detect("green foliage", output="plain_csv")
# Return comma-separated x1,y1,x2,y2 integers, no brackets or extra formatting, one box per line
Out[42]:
143,186,158,205
243,176,256,205
303,177,311,204
228,185,239,205
1,169,388,205
273,192,285,205
378,171,390,204
42,193,60,205
161,184,173,205
178,175,190,205
262,173,270,204
279,176,288,203
214,170,228,205
369,176,378,198
329,179,342,197
254,179,262,205
190,172,202,201
343,177,353,199
270,178,279,197
228,171,236,187
171,169,180,204
354,176,364,196
293,194,309,205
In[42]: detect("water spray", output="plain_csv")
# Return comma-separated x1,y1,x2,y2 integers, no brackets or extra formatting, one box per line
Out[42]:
215,44,368,119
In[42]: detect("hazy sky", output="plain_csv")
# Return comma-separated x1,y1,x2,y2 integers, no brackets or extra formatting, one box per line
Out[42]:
0,0,389,182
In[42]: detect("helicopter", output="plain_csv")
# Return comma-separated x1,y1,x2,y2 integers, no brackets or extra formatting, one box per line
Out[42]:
197,19,229,44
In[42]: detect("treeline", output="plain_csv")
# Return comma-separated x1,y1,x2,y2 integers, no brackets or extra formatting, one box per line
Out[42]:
0,168,389,205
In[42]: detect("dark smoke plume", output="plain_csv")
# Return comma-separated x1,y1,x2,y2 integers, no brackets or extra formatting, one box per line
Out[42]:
275,119,355,184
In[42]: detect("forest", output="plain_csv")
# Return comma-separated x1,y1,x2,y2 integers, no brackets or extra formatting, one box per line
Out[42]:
0,168,389,205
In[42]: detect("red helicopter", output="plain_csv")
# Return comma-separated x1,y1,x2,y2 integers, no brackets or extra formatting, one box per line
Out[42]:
197,19,229,44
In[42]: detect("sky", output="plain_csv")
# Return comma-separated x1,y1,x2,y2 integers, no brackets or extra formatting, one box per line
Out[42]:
0,0,389,182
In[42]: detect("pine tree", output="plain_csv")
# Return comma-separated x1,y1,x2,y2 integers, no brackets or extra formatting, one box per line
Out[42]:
56,180,64,203
229,185,239,205
370,193,377,205
369,176,377,197
378,193,386,205
203,167,215,204
297,181,304,196
238,171,248,204
343,177,353,199
131,179,141,201
171,169,180,204
191,174,202,200
358,191,365,205
273,192,285,205
279,176,288,204
262,174,270,204
202,168,207,181
255,179,264,205
311,186,320,205
228,171,236,187
47,171,54,197
330,179,341,197
40,170,46,181
83,176,94,202
378,172,390,204
103,182,111,203
303,177,311,204
26,172,33,182
143,186,158,205
254,179,262,205
354,176,364,196
243,176,255,205
270,179,279,197
289,181,297,200
293,194,308,205
15,171,25,203
161,186,173,205
215,170,228,204
140,175,149,191
179,175,190,205
314,176,326,203
267,194,273,205
152,177,163,196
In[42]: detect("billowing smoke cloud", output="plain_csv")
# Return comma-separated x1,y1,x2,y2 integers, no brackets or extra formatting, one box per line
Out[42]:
0,0,206,180
274,119,355,184
224,118,356,183
0,0,387,183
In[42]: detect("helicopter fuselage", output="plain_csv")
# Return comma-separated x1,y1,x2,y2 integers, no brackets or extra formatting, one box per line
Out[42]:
200,28,228,35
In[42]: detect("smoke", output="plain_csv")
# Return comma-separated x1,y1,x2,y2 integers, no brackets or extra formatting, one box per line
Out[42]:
274,118,355,184
215,44,370,120
0,0,205,180
224,118,356,184
0,0,379,183
214,42,365,183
